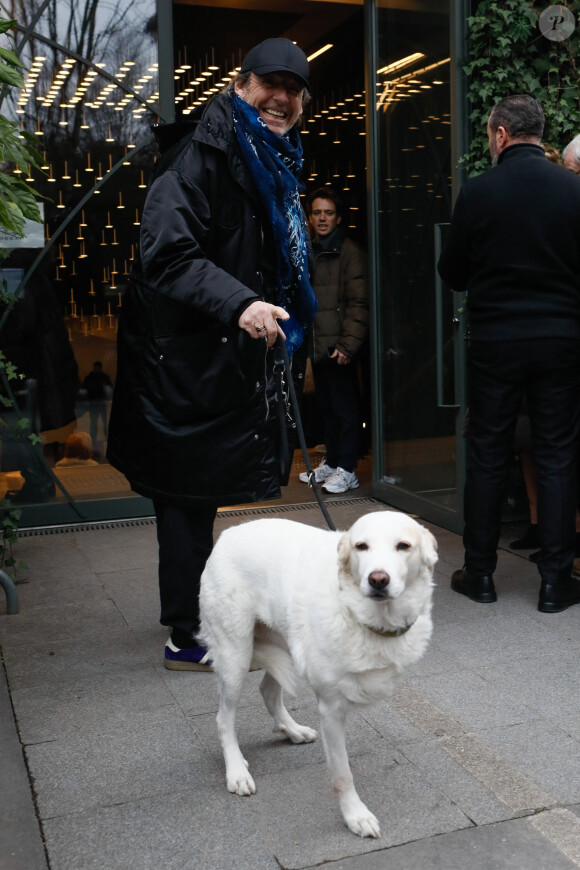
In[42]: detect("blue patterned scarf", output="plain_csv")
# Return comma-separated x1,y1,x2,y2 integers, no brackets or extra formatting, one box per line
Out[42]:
231,92,317,355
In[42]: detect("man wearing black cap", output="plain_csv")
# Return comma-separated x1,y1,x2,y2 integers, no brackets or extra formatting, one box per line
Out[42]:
108,38,316,669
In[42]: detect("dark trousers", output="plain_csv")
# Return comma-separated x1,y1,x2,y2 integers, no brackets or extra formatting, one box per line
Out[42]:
464,338,580,584
153,500,217,640
88,400,108,443
312,360,362,472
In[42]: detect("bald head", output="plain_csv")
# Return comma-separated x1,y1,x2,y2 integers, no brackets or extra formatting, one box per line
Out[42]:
563,135,580,175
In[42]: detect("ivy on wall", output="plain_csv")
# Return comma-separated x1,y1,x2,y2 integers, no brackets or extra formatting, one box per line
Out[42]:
463,0,580,175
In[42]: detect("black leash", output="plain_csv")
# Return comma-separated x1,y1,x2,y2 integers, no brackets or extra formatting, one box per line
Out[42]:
274,337,337,532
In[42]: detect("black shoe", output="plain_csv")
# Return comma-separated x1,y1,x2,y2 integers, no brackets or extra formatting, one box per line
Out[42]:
509,525,540,550
451,568,497,603
538,577,580,613
529,550,541,563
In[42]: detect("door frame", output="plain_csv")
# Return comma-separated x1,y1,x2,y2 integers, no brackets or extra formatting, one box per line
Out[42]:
364,0,470,534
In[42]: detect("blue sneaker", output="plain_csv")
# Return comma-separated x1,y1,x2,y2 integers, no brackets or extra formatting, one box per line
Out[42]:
164,638,213,671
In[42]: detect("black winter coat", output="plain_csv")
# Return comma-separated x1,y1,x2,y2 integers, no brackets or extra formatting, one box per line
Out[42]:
107,94,289,507
438,143,580,341
0,270,78,432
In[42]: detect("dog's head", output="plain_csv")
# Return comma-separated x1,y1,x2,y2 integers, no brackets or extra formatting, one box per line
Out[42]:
337,510,437,603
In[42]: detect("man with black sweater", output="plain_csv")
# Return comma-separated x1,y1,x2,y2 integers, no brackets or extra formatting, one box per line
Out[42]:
438,94,580,613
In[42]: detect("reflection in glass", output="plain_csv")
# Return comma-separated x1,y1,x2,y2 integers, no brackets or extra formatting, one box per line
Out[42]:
0,0,157,508
375,4,458,510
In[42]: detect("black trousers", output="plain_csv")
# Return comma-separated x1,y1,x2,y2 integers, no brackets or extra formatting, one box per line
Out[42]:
153,500,217,640
312,359,362,472
464,338,580,584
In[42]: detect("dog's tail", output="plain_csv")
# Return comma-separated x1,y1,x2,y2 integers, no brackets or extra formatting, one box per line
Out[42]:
251,641,300,696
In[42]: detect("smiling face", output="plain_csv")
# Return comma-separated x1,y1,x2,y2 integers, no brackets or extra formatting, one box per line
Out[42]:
235,72,304,136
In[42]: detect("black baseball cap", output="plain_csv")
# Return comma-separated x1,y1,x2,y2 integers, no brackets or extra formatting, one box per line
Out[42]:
240,38,310,91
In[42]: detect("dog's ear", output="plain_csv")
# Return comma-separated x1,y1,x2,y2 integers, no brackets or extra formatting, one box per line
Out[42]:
419,526,438,569
337,531,352,574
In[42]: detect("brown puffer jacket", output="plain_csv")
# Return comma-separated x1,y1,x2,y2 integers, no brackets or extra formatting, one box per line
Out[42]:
311,228,369,363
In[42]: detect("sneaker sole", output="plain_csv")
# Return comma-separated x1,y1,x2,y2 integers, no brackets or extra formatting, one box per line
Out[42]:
164,659,263,673
164,658,213,672
322,481,360,494
299,473,333,484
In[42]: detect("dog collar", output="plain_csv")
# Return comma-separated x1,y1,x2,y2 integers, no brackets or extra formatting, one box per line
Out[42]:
364,619,416,638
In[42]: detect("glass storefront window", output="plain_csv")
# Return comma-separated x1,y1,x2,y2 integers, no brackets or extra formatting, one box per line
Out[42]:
0,0,158,521
0,0,467,528
1,0,376,523
372,2,460,514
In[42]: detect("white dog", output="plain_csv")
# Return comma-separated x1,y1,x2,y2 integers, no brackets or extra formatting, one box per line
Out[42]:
199,510,437,838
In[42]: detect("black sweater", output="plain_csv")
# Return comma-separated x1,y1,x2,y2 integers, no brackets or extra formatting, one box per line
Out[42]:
438,143,580,341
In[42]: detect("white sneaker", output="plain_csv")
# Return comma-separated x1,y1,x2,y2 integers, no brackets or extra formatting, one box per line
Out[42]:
299,459,336,484
322,467,359,493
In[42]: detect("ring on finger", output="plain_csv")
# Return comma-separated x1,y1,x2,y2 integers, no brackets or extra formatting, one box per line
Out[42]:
256,325,266,333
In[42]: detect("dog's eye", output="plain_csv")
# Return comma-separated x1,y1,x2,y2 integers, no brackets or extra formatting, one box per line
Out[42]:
354,542,368,551
397,541,411,551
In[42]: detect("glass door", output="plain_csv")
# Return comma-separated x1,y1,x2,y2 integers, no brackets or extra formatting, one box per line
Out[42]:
0,0,162,526
366,0,467,532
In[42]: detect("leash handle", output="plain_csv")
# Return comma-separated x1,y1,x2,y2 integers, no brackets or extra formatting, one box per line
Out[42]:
275,336,337,532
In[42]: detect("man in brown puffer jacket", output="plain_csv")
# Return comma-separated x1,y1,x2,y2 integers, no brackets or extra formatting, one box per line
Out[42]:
300,187,369,493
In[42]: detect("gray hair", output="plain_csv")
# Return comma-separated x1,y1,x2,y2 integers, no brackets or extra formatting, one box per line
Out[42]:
562,134,580,166
224,71,311,108
488,94,544,140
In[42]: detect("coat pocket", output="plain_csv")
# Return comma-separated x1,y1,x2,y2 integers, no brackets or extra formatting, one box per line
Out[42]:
154,328,260,424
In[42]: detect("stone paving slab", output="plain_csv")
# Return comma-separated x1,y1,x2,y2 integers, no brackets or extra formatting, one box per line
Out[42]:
315,814,580,870
406,668,536,731
396,738,514,827
1,499,580,870
431,610,580,667
243,750,472,868
72,522,158,573
0,597,129,647
564,716,580,741
27,705,221,819
0,660,48,870
42,789,281,870
1,630,149,692
480,719,580,805
190,700,325,779
10,663,177,744
97,566,160,632
474,648,580,721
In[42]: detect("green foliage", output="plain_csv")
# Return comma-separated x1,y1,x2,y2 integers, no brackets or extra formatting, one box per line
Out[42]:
463,0,580,175
0,17,43,580
0,19,44,235
0,497,26,578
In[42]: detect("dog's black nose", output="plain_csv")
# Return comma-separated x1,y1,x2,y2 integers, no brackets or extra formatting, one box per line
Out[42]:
368,571,390,590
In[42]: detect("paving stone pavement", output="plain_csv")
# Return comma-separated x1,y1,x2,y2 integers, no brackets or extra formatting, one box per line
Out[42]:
1,497,579,870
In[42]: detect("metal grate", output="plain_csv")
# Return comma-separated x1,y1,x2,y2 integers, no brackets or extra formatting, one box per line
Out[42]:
18,496,380,536
18,517,157,537
218,496,379,518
